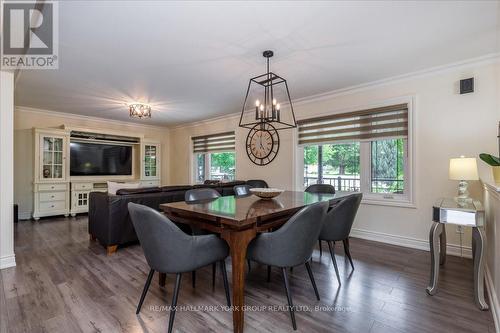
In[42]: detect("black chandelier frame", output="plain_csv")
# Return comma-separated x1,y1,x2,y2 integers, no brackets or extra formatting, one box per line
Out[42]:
239,50,297,130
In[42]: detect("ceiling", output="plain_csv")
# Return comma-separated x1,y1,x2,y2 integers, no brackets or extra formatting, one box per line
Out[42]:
14,1,499,127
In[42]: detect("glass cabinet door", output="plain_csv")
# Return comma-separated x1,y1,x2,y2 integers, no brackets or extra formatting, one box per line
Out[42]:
41,136,65,180
144,144,158,178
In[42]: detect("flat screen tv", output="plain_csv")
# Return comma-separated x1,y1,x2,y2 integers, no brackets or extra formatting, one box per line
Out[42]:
70,142,132,176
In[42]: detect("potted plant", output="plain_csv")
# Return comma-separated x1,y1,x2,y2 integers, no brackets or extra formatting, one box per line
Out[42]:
479,153,500,183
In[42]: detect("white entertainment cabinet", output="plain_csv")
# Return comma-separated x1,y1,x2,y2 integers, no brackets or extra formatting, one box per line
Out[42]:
32,126,161,220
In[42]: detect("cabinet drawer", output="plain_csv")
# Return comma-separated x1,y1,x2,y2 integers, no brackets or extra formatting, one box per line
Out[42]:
72,183,93,191
38,183,67,191
141,180,160,187
39,191,66,202
39,200,66,212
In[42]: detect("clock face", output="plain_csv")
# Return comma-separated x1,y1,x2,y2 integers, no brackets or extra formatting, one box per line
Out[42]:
246,123,280,166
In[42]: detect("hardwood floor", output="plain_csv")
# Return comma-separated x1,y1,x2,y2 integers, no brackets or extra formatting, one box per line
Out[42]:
1,216,495,333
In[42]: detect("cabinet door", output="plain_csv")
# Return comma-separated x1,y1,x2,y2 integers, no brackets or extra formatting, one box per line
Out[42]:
40,135,67,181
143,144,160,179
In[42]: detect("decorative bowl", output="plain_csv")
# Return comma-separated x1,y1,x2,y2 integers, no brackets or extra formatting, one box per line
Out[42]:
249,188,284,199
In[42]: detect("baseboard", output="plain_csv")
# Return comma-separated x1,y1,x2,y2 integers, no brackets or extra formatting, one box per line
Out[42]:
486,266,500,333
350,227,472,258
0,254,16,269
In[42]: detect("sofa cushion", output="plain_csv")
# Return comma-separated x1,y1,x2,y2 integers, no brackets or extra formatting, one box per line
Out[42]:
116,187,161,195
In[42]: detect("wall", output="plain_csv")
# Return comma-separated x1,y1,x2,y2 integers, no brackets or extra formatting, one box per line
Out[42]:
14,107,170,218
168,57,499,251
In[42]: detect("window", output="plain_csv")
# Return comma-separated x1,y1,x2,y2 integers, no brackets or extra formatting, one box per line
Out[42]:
192,132,236,183
194,152,236,183
298,103,412,204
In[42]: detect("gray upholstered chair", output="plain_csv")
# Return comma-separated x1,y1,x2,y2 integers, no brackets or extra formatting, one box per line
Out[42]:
305,184,335,257
305,183,335,194
246,179,268,188
233,184,251,197
184,188,221,288
128,203,231,333
247,201,329,330
319,193,362,285
185,188,220,202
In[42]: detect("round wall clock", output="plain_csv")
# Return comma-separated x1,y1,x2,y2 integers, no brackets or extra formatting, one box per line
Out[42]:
245,123,280,166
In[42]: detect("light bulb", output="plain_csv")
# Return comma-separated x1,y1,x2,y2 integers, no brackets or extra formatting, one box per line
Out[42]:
260,104,264,111
255,100,260,107
276,103,280,110
272,98,277,105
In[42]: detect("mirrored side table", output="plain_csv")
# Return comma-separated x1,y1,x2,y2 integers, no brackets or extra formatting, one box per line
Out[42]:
426,198,489,310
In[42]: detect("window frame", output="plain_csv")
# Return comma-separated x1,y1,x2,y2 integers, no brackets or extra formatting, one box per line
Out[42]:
192,150,236,184
295,97,416,208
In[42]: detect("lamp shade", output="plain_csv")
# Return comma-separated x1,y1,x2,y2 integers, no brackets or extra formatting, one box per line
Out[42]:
449,157,479,180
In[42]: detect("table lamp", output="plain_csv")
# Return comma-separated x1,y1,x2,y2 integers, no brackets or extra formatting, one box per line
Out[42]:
449,156,479,201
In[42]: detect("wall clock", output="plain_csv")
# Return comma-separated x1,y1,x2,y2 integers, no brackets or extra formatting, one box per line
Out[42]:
246,123,280,166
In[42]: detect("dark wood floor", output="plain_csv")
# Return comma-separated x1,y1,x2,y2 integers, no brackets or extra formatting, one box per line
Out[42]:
1,216,495,333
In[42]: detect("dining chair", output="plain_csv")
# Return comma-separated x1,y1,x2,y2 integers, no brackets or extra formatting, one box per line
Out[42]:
305,184,335,257
233,184,251,197
184,188,221,288
319,193,362,285
128,203,231,333
246,179,269,188
246,201,329,330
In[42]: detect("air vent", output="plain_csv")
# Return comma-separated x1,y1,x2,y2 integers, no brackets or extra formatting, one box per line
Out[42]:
70,131,140,143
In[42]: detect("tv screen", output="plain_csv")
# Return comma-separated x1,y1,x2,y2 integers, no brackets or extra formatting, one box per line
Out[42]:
70,142,132,176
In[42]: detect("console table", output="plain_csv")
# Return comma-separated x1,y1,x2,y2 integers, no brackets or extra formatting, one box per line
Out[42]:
426,198,489,310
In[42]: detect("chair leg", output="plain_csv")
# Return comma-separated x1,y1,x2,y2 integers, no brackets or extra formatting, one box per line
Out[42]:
168,273,182,333
212,263,216,289
192,271,196,288
136,268,155,314
343,238,355,270
290,266,294,273
267,265,271,283
319,240,322,257
220,260,231,306
247,259,252,272
327,241,341,286
281,267,297,330
305,262,320,301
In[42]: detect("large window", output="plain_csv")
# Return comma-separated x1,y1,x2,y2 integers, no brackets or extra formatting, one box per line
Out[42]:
192,131,236,183
195,152,235,183
298,103,412,204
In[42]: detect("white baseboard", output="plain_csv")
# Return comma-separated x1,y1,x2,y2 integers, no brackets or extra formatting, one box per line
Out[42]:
0,254,16,269
351,227,472,258
486,266,500,333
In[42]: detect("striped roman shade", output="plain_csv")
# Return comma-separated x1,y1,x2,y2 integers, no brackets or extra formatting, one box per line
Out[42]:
298,104,408,145
192,131,236,153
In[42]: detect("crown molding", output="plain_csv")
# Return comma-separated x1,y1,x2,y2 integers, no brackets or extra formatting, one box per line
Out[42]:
168,52,500,130
15,106,170,131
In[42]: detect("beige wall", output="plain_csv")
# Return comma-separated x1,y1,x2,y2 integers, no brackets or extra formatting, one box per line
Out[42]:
168,60,499,250
14,108,170,217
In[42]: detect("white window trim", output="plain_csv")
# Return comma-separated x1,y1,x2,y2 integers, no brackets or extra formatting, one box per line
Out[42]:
294,96,416,209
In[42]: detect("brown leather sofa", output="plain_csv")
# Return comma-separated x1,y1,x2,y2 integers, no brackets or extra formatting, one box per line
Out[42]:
88,181,256,254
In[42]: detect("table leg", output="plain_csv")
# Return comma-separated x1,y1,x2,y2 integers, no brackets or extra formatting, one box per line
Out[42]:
426,222,444,295
472,227,489,310
222,228,257,333
439,224,446,265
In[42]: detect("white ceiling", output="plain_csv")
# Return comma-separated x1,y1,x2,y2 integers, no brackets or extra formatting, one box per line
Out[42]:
14,0,499,127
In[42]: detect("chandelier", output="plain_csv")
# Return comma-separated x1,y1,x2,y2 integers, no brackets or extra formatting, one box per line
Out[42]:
239,50,296,130
129,103,152,119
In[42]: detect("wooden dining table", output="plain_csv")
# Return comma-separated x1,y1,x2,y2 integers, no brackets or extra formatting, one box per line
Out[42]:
160,190,354,333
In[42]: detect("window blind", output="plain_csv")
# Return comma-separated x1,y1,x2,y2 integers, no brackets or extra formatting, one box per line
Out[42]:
192,131,236,153
298,104,408,145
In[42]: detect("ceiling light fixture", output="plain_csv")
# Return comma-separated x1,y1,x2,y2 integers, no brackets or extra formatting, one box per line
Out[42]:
239,50,296,130
129,103,151,119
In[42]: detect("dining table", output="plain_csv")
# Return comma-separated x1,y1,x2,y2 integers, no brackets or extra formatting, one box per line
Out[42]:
160,190,355,333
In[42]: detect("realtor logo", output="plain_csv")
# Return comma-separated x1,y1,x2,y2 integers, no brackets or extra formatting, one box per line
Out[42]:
1,1,58,69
